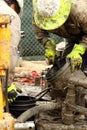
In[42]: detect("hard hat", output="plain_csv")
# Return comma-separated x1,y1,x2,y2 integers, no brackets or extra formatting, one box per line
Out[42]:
33,0,72,30
16,0,24,17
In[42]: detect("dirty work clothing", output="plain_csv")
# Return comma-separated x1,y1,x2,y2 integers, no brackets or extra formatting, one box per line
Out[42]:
32,0,87,59
0,0,21,85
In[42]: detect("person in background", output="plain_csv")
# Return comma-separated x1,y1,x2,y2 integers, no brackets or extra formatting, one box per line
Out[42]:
32,0,87,73
0,0,23,102
4,0,23,17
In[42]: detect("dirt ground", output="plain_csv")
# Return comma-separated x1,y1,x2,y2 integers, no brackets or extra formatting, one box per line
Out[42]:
15,59,52,75
13,59,52,98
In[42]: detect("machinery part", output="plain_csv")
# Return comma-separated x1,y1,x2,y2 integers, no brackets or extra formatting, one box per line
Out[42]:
46,58,70,100
35,86,52,101
0,69,9,112
0,14,11,119
0,113,15,130
17,101,60,123
0,14,11,25
61,82,75,125
14,121,35,130
0,14,15,130
46,56,87,125
5,69,9,112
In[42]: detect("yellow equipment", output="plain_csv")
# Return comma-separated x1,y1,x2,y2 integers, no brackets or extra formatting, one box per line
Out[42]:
0,14,15,130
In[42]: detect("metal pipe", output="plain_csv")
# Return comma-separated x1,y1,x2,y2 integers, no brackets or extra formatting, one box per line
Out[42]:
14,121,35,130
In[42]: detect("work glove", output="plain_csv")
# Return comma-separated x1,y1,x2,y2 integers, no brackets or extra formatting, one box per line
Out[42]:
7,83,18,103
44,39,58,65
67,44,86,72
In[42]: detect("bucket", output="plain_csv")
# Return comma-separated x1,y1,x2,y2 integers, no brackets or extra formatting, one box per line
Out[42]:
9,96,36,118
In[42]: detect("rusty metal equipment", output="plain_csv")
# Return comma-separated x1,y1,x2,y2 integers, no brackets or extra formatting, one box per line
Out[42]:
46,57,87,125
0,14,15,130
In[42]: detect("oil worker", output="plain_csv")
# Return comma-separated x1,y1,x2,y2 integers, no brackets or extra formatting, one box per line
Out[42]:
32,0,87,73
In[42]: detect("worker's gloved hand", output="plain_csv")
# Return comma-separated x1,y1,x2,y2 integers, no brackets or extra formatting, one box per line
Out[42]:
44,39,58,65
67,44,86,72
7,83,18,103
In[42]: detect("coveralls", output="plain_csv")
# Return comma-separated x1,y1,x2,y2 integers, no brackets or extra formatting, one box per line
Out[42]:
32,0,87,71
